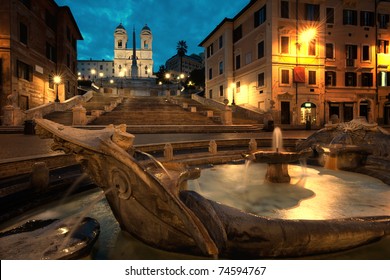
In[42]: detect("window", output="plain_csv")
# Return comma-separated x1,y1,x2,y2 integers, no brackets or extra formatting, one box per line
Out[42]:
343,10,358,25
258,72,265,87
361,73,373,86
326,43,334,59
281,1,289,19
17,60,32,81
219,85,224,97
345,44,357,66
46,42,56,62
66,53,70,68
281,69,289,84
360,11,374,27
219,35,223,49
325,71,336,86
233,25,242,43
378,14,390,29
19,22,28,45
362,45,370,61
207,44,214,58
219,61,223,75
208,68,213,80
45,10,56,30
209,89,213,99
308,39,316,56
345,72,357,86
258,41,264,59
235,55,241,70
281,36,289,54
379,71,390,86
326,8,334,24
254,5,266,27
118,40,122,48
236,81,241,93
305,4,320,21
378,40,389,54
308,71,316,85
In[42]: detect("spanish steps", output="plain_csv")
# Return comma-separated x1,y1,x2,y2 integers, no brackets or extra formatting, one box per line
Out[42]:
44,93,261,128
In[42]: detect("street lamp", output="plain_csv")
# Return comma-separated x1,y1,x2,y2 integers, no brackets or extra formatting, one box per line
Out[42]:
91,69,96,82
231,82,236,105
99,72,104,87
53,75,61,102
119,71,124,89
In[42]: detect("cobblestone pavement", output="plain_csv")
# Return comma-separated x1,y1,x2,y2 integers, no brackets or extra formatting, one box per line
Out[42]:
0,130,316,161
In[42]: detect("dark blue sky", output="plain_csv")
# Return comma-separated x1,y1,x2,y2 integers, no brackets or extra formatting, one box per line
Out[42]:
55,0,249,70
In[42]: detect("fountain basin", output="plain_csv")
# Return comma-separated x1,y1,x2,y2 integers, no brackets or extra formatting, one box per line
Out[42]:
316,144,372,170
29,119,390,259
243,148,312,183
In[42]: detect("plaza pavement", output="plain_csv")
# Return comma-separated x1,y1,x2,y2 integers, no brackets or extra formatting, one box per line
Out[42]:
0,130,317,161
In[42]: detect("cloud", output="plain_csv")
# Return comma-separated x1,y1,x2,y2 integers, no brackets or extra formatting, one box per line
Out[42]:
56,0,249,70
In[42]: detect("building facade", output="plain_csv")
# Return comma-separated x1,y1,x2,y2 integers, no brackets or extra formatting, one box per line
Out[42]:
165,53,203,77
200,0,390,126
0,0,82,118
77,59,114,80
113,23,153,78
77,24,154,81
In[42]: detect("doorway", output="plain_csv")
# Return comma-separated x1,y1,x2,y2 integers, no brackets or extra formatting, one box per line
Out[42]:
359,101,369,121
385,103,390,125
343,103,354,122
281,101,290,124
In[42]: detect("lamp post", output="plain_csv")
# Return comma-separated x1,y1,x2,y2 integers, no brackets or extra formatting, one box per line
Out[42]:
231,82,236,105
99,72,104,87
91,69,96,83
165,73,171,96
177,73,185,93
53,75,61,103
294,26,317,125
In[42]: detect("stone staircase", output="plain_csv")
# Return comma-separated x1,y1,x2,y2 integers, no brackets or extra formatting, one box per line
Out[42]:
90,96,220,126
43,94,262,129
44,94,119,125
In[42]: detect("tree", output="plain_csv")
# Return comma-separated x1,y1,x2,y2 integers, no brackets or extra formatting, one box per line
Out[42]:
176,40,188,73
155,65,167,84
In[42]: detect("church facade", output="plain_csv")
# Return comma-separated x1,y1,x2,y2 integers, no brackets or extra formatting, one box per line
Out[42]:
113,23,153,78
77,23,154,80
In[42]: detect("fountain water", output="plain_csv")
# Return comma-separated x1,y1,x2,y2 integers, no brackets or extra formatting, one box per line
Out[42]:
243,127,312,183
272,126,283,153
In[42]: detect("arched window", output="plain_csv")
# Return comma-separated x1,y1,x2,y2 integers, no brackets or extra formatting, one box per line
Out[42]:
118,40,122,48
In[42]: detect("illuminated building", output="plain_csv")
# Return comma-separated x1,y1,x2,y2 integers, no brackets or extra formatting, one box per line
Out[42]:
0,0,82,117
200,0,390,126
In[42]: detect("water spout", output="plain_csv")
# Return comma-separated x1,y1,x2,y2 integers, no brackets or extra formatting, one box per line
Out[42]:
136,150,173,180
272,127,283,153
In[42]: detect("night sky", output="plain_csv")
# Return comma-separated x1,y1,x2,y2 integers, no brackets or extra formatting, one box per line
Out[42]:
55,0,249,70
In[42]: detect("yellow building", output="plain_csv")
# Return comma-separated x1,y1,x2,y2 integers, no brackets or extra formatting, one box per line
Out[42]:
200,0,390,126
0,0,82,116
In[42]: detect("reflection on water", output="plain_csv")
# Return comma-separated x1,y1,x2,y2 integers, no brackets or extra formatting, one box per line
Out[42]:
189,163,390,221
2,163,390,259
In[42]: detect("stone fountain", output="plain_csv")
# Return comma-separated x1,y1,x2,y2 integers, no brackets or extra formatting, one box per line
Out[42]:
243,127,312,183
296,118,390,173
6,118,385,260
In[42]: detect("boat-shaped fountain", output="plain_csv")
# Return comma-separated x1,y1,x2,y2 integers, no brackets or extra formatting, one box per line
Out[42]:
7,118,385,259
